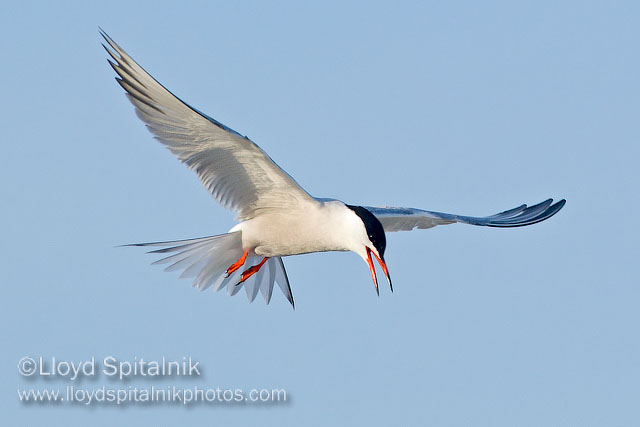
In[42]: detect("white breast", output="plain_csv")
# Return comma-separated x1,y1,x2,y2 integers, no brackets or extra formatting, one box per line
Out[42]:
230,200,366,257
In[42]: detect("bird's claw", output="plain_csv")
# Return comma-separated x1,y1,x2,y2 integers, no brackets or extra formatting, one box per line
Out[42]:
225,248,249,278
235,257,269,286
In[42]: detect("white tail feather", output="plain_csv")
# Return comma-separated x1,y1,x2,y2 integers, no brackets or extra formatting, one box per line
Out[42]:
125,232,294,307
260,259,277,304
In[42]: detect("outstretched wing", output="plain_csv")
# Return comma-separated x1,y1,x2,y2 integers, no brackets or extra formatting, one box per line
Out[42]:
101,30,314,221
365,198,566,232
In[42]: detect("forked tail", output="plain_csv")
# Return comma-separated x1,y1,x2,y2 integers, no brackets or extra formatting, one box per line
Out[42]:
123,232,294,308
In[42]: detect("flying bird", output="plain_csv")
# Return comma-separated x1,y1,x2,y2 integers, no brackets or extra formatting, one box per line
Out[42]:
102,31,565,308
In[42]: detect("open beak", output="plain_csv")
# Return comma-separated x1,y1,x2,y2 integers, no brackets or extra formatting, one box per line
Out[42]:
366,247,393,295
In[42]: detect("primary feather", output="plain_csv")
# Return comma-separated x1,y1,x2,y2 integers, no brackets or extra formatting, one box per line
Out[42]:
101,30,312,221
365,199,566,232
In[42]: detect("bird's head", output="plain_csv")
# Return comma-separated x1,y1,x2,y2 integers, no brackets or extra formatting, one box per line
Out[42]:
346,205,392,295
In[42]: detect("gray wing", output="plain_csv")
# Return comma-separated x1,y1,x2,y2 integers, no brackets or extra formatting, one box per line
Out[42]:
101,30,314,221
365,199,566,232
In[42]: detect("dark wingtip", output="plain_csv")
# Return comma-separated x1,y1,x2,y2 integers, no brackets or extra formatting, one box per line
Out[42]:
98,27,110,44
98,27,111,41
486,198,566,228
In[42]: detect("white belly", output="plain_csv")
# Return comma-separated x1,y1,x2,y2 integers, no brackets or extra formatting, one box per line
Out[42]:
229,200,361,257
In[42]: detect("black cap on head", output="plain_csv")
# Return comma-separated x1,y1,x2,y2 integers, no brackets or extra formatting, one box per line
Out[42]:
346,205,386,258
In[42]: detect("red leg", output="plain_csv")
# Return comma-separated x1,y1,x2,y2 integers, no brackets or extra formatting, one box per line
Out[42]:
225,248,249,278
237,257,269,284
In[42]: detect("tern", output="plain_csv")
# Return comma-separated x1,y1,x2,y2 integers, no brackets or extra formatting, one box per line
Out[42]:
102,31,565,308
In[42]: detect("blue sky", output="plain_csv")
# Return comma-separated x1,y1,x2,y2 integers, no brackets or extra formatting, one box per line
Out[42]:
1,1,638,425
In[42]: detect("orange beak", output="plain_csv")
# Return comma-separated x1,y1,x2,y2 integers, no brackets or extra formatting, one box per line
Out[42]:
366,247,393,295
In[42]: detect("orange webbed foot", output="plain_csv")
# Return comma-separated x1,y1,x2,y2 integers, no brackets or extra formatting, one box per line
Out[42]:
236,257,269,285
225,249,249,278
